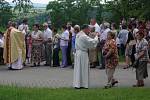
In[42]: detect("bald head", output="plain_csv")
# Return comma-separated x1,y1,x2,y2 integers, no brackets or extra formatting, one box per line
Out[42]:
43,22,48,30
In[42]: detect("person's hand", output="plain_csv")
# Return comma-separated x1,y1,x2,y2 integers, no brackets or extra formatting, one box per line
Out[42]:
91,32,97,37
134,53,139,60
96,32,100,37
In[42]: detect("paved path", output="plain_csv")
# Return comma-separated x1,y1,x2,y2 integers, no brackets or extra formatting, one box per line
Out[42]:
0,64,150,88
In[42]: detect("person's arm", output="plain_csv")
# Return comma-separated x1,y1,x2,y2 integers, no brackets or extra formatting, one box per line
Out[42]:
105,49,113,58
135,42,148,60
104,41,115,58
83,33,98,48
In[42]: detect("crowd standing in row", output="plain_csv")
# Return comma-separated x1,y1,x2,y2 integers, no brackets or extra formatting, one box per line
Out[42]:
0,18,150,89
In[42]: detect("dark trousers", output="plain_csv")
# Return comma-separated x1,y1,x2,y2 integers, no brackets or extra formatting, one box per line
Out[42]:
53,48,60,66
130,45,136,64
100,49,105,68
44,43,52,66
0,48,3,64
120,44,125,56
67,44,72,66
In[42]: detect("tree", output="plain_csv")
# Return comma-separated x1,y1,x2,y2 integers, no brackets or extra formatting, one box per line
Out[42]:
12,0,33,16
0,0,13,27
46,0,103,28
105,0,150,23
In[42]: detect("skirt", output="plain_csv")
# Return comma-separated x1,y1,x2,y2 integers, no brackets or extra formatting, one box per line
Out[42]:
136,61,148,80
31,43,43,63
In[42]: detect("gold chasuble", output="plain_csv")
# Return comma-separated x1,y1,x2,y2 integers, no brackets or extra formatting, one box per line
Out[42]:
3,27,26,64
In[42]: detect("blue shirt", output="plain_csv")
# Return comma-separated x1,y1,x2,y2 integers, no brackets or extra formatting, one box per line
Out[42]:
72,34,76,50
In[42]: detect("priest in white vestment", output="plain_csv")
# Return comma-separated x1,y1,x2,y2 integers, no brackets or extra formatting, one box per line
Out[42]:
73,24,99,89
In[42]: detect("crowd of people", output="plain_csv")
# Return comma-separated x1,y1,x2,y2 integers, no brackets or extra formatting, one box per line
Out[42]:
0,18,150,89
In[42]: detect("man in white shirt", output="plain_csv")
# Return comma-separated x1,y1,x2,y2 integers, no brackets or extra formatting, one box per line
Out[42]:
100,22,111,41
43,23,53,66
18,19,29,36
90,18,100,34
60,25,69,68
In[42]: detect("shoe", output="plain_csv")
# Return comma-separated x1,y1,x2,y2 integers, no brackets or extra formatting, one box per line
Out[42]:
23,63,26,66
104,84,112,89
53,64,60,67
8,67,22,70
31,63,37,67
74,87,88,89
74,87,81,89
133,84,144,87
37,62,40,66
44,64,50,66
81,87,88,89
8,67,12,70
90,64,96,68
111,81,118,86
53,65,57,67
99,67,105,70
60,65,67,68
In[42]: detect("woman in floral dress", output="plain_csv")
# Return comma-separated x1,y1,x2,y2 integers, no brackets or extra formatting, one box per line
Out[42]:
31,24,43,67
103,31,119,88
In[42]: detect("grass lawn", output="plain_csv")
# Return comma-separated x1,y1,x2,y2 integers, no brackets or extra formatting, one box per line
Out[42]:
0,86,150,100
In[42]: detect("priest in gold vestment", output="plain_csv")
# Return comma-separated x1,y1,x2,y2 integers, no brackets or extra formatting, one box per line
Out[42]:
3,24,26,70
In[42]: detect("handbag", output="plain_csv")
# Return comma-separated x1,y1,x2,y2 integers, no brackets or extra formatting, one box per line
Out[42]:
132,60,139,68
97,40,106,50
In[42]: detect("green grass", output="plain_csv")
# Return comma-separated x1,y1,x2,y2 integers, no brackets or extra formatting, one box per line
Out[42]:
0,86,150,100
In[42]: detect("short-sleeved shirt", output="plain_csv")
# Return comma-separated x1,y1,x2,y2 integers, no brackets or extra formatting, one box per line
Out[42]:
31,30,42,39
136,38,149,61
100,28,110,41
60,30,69,46
94,23,100,34
43,28,53,41
118,29,129,45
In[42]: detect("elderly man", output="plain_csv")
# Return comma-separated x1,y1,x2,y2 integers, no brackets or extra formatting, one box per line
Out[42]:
43,23,53,66
3,21,26,70
90,18,100,34
73,24,98,89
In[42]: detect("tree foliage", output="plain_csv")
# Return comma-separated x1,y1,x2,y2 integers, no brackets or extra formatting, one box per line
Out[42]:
0,0,13,27
12,0,33,15
46,0,103,28
105,0,150,22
